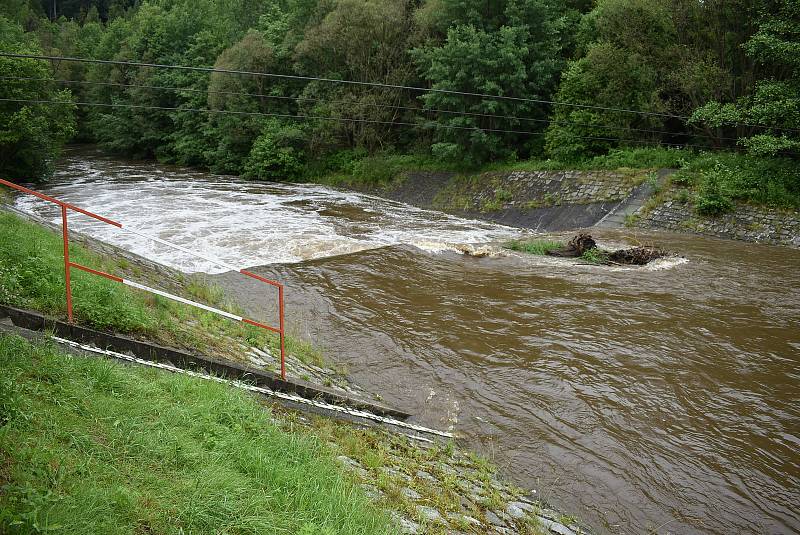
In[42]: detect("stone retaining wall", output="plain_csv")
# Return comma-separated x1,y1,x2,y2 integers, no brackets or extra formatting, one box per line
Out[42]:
634,200,800,248
500,170,641,208
373,170,643,213
430,170,643,213
383,169,649,231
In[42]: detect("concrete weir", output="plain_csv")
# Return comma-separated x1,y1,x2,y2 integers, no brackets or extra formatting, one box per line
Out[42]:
0,304,457,439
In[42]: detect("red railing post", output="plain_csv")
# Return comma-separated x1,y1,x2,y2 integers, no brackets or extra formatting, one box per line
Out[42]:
278,284,286,380
3,179,290,379
61,205,73,323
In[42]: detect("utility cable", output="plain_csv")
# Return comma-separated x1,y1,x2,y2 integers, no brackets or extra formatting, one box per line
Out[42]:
0,74,737,141
0,96,735,152
0,52,694,119
4,53,792,133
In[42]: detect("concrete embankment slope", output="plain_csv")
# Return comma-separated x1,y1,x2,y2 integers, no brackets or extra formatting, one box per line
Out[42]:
359,168,800,247
0,304,409,419
367,169,651,231
595,168,671,228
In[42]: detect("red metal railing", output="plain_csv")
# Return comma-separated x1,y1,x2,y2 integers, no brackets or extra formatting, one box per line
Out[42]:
0,178,287,379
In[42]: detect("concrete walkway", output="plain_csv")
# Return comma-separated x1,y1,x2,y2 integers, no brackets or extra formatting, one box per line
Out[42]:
594,169,673,228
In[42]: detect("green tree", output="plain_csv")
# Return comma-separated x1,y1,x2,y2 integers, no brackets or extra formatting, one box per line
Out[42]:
690,0,800,156
0,0,46,27
36,1,136,22
412,0,565,163
544,0,676,160
242,119,306,181
662,0,762,143
544,43,665,161
202,29,282,173
77,0,277,168
294,0,420,153
0,16,76,181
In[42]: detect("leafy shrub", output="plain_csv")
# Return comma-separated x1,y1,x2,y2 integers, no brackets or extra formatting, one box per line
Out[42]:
674,189,691,204
670,170,695,186
431,142,464,163
319,148,369,174
695,164,734,216
695,193,734,216
242,120,306,181
684,152,799,210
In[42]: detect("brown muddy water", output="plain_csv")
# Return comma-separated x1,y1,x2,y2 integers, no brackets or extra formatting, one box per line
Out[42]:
15,149,800,534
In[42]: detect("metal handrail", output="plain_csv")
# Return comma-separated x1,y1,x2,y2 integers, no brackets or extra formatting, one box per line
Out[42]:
0,178,287,379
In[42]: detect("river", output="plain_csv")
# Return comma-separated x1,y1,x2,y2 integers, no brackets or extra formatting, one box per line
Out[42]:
13,148,800,535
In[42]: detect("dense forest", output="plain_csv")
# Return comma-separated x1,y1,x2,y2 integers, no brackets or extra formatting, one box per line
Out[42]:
0,0,797,209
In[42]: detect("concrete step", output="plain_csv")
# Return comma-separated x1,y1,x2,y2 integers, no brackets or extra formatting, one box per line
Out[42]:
595,169,674,229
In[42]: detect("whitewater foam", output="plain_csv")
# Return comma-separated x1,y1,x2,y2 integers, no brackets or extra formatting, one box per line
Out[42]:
15,158,519,273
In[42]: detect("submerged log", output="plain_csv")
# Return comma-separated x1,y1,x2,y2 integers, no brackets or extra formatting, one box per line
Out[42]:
607,247,667,265
546,233,668,265
546,233,596,257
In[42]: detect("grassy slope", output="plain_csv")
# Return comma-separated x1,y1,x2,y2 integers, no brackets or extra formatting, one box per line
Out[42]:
308,147,690,188
0,334,393,534
0,211,322,368
0,212,544,534
308,148,800,212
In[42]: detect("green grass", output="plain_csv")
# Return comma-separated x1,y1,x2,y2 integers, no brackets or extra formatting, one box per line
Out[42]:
0,334,394,535
306,153,457,187
504,239,612,264
579,248,610,264
670,152,799,211
484,147,693,173
0,212,321,367
503,239,564,255
304,147,798,213
0,212,154,334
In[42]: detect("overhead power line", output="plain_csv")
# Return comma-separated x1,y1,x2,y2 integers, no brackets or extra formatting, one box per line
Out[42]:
0,52,690,119
3,53,791,134
0,75,732,140
0,97,733,152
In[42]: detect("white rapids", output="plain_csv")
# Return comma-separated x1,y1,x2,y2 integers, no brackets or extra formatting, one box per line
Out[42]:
14,154,519,273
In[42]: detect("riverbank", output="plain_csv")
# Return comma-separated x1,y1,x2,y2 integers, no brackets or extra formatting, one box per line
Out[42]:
7,150,799,534
0,206,357,393
628,184,800,247
322,162,799,248
1,331,586,535
0,204,593,535
0,334,392,534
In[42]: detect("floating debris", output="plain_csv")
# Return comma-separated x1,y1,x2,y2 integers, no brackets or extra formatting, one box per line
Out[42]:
547,233,668,265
